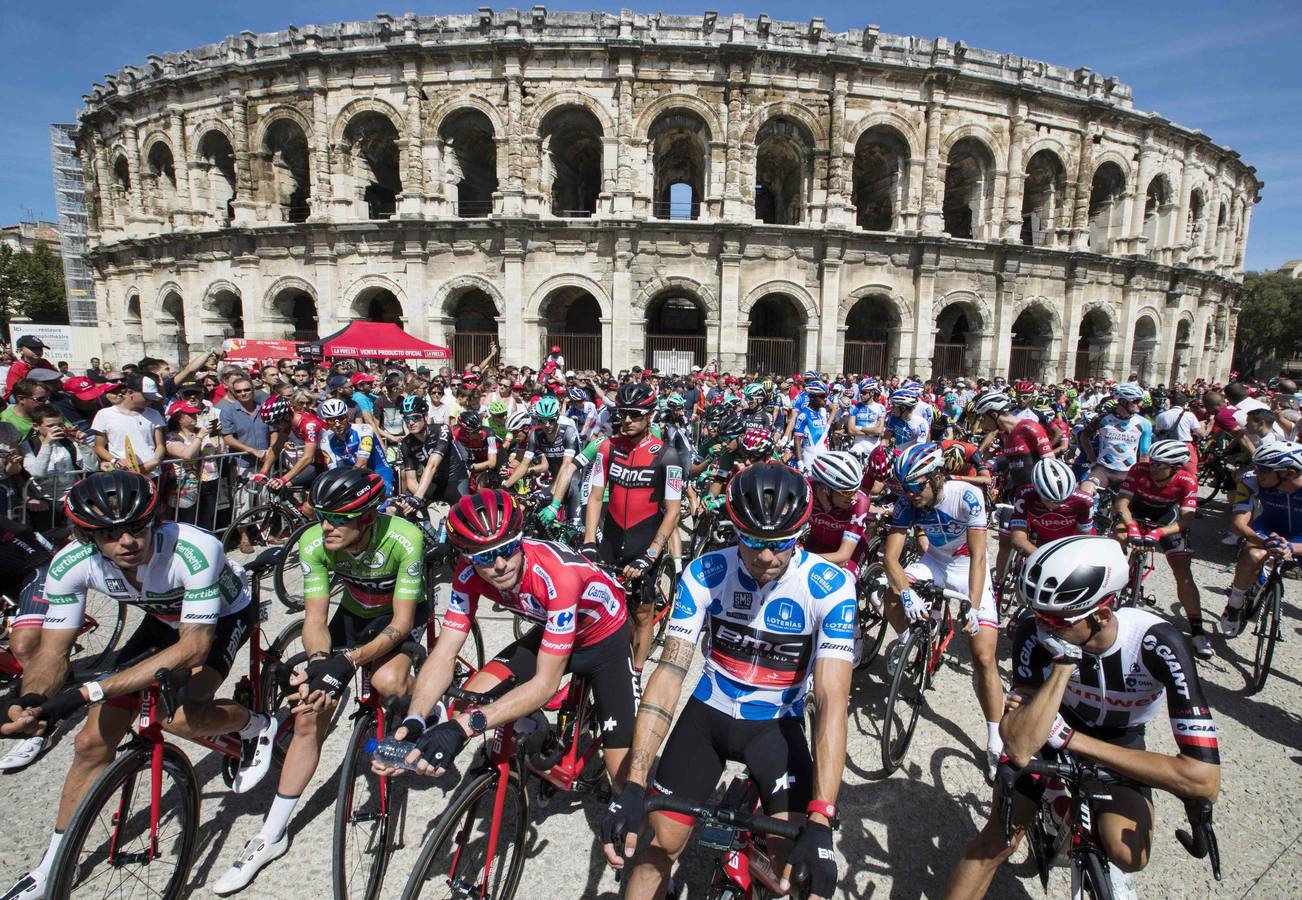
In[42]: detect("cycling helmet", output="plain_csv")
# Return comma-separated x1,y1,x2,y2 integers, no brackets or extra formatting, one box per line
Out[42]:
259,396,292,424
1031,457,1077,503
740,426,775,457
1015,380,1036,396
533,396,561,421
716,412,746,441
65,470,160,531
458,411,482,431
309,467,386,515
445,489,524,552
616,381,657,413
568,387,588,403
941,442,970,475
1018,535,1128,618
888,389,918,408
804,380,829,397
400,396,428,416
506,410,532,433
742,383,766,401
858,378,878,395
1113,383,1145,402
666,392,686,410
810,451,864,493
1252,440,1302,472
867,445,893,483
803,370,819,381
893,441,945,488
971,392,1011,417
725,461,812,538
1147,439,1191,466
319,398,349,419
487,399,508,416
722,394,743,409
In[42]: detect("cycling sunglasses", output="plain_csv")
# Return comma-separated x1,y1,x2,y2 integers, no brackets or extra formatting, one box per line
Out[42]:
612,407,652,422
900,479,930,495
319,509,366,527
737,531,802,552
91,519,153,542
402,414,425,424
468,538,523,567
1033,596,1111,630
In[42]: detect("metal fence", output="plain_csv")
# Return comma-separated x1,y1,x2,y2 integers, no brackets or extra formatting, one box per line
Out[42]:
548,333,602,372
747,337,798,376
652,200,700,220
1009,346,1050,381
1074,350,1108,381
843,341,887,377
453,331,498,370
646,334,706,370
932,342,967,378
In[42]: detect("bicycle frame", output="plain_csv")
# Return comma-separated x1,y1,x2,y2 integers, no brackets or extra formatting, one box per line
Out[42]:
524,675,600,793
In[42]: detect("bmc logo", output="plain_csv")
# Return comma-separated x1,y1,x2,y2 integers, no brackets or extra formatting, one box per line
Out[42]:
608,461,655,487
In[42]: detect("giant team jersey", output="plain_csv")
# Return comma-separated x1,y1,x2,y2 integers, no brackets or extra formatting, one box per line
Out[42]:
668,547,856,720
1094,414,1153,472
890,480,987,562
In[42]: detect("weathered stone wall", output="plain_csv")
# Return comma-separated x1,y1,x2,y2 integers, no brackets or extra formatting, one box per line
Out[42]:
77,9,1259,382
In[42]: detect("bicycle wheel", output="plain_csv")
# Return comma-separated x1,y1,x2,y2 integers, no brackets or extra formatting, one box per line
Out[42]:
1250,579,1282,694
222,502,299,557
49,742,200,900
880,626,928,774
649,554,677,652
334,709,393,900
1077,848,1117,900
401,766,529,900
855,563,890,668
1117,555,1142,609
261,618,309,726
70,594,127,676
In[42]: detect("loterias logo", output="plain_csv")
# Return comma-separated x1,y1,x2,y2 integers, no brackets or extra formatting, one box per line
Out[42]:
764,598,806,634
695,554,728,588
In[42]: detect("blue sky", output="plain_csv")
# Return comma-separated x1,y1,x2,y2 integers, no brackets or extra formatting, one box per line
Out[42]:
2,1,1297,270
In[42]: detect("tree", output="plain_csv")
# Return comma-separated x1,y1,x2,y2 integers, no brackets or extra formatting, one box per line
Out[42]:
1232,271,1302,377
0,240,69,333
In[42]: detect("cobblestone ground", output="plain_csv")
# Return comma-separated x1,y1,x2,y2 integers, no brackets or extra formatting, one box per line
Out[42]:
4,487,1299,898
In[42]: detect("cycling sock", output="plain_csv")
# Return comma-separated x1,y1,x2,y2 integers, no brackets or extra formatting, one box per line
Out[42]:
33,830,63,878
238,711,268,740
1226,587,1246,610
986,721,1002,752
1188,616,1206,636
260,793,300,843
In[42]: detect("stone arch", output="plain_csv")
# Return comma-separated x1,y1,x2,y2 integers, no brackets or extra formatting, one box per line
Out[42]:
433,275,506,320
156,282,189,361
753,114,817,224
939,123,1005,162
647,107,712,220
643,286,712,369
840,284,914,334
942,135,998,239
1008,298,1062,380
525,89,615,135
1010,296,1064,335
1088,160,1128,254
330,97,404,146
265,276,319,340
845,111,922,160
188,119,236,156
439,107,499,218
339,105,403,219
740,280,819,322
1075,301,1118,380
1090,150,1134,184
634,93,722,147
138,130,174,165
933,290,989,377
257,112,311,223
425,94,508,144
742,101,828,147
526,273,613,322
194,127,237,225
1020,148,1069,246
201,279,244,342
1130,310,1161,383
533,277,609,371
851,124,912,231
633,276,719,317
343,274,408,321
842,288,910,375
537,104,605,216
123,285,143,323
251,105,313,152
1187,185,1208,251
1142,171,1176,248
934,289,991,335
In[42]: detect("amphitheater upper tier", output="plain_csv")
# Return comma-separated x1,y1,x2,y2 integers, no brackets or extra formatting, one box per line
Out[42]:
73,8,1261,383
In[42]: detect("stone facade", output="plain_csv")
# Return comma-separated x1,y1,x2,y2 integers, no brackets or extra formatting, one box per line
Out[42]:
74,9,1260,383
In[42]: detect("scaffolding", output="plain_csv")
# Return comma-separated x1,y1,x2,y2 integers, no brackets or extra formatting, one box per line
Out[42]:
49,124,97,327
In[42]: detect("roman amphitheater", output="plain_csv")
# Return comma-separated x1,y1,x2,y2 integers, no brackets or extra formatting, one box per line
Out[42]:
72,8,1261,382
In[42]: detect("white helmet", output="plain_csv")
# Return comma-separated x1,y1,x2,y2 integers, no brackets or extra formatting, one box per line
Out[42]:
972,392,1011,417
1148,439,1191,466
506,410,532,432
1113,382,1144,402
1252,440,1302,472
1031,457,1077,503
1018,536,1129,618
810,451,864,492
319,398,349,419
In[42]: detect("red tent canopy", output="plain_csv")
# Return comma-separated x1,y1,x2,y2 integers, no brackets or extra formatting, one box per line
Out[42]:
306,321,451,360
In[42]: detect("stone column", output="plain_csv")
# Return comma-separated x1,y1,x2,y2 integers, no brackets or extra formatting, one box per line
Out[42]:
501,57,526,215
1172,146,1195,264
991,273,1016,379
613,62,635,215
502,243,527,363
168,110,192,229
124,124,144,228
1062,275,1085,381
1235,203,1253,276
825,74,849,227
309,79,332,220
611,236,634,370
718,244,744,370
818,252,843,371
1002,108,1028,242
399,73,425,218
910,246,940,376
230,91,257,226
1069,118,1095,250
1127,133,1155,251
723,73,748,221
919,83,945,235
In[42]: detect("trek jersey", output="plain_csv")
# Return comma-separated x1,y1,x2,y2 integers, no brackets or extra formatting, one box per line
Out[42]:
1012,608,1219,762
297,515,424,618
999,418,1055,490
42,522,250,630
884,410,930,450
1093,413,1154,472
320,423,396,491
1009,484,1094,542
588,432,684,564
1119,462,1198,522
890,480,988,562
667,547,857,720
446,539,627,654
1233,472,1302,541
522,422,583,477
400,424,470,486
805,490,872,554
0,516,51,580
849,401,886,453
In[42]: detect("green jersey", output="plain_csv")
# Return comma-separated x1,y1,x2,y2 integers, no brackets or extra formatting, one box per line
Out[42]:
298,515,425,618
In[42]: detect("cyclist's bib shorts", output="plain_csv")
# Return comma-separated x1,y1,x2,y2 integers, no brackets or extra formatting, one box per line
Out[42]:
905,554,998,630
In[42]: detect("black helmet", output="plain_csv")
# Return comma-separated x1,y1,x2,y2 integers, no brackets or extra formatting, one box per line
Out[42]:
400,396,428,416
458,410,482,431
616,381,657,414
65,470,161,531
725,461,812,538
717,412,746,441
309,468,386,515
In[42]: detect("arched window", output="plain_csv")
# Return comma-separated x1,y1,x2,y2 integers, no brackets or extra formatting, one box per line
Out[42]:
261,119,311,223
439,109,498,218
451,289,499,369
754,117,813,225
943,138,995,239
1087,162,1126,254
1020,150,1067,247
1075,308,1113,380
1142,175,1173,250
541,288,602,371
146,142,177,217
1009,306,1055,381
852,127,909,232
844,296,901,376
747,295,806,375
649,110,709,220
342,112,402,219
645,294,707,369
196,131,237,225
539,107,603,217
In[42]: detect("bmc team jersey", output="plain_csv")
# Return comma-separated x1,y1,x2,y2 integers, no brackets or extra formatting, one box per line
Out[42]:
885,410,930,450
1094,413,1153,472
297,515,424,618
1233,471,1302,541
1119,461,1198,522
523,422,583,477
668,547,857,720
805,490,872,554
42,522,250,631
446,540,627,654
890,480,987,562
1009,484,1094,543
588,432,683,564
320,423,396,491
1011,608,1219,763
849,401,886,453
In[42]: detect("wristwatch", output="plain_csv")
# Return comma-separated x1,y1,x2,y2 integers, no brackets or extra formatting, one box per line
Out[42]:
466,708,489,736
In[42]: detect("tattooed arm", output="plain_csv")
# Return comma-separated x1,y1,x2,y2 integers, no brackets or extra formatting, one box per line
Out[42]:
625,635,695,787
346,601,417,668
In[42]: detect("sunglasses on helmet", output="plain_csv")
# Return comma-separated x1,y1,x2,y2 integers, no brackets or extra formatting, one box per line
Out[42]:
468,538,523,567
737,531,802,552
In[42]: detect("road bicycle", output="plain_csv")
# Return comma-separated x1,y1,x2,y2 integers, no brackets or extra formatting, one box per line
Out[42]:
997,751,1220,899
1092,487,1118,536
0,586,126,686
1117,540,1158,609
401,673,609,899
994,546,1027,620
880,580,971,774
1196,446,1237,506
220,479,310,559
1240,556,1293,693
47,549,299,900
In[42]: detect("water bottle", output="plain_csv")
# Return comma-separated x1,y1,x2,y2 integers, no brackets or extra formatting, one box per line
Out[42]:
366,737,423,772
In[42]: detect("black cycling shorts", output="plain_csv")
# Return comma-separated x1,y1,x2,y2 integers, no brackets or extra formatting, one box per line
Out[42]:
490,621,637,750
430,478,470,506
113,601,256,684
328,600,430,649
651,697,813,820
1013,728,1153,804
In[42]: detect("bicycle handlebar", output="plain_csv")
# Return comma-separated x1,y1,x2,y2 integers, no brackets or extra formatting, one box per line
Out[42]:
445,681,515,707
1175,797,1222,881
644,795,802,842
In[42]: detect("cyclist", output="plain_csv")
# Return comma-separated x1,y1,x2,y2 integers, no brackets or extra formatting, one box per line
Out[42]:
1112,439,1208,657
940,438,994,489
504,396,583,527
601,462,854,900
0,517,56,771
498,410,538,491
1221,441,1302,634
738,382,773,430
213,468,425,894
944,535,1221,900
397,395,472,506
805,451,873,578
485,398,511,443
583,382,683,672
884,389,931,451
883,442,1003,779
318,397,397,495
1013,380,1038,421
256,395,323,494
847,379,886,455
1008,458,1094,561
376,490,636,791
452,410,499,488
1,472,277,900
1080,383,1152,496
785,379,832,470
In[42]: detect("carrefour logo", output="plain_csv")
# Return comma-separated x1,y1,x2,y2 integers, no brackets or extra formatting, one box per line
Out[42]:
549,609,575,631
807,564,846,599
764,598,806,634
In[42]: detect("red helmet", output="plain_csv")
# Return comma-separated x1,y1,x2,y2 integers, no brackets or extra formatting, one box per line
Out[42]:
259,396,292,424
550,345,561,353
445,489,524,551
868,445,892,483
1015,380,1035,396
